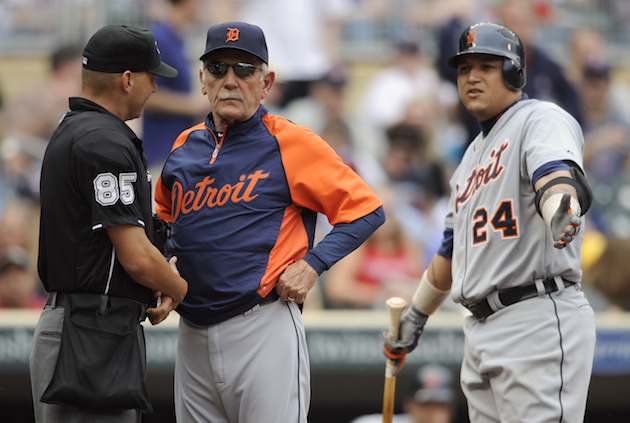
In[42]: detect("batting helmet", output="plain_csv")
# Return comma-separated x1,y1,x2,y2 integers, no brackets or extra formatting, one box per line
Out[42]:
447,22,526,91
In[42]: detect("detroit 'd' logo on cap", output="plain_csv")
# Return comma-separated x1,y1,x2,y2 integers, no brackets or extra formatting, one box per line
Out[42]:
226,27,240,42
466,29,477,47
154,41,161,54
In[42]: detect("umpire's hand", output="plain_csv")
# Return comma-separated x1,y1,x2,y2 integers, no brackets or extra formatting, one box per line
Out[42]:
147,295,176,325
146,257,181,325
275,259,318,304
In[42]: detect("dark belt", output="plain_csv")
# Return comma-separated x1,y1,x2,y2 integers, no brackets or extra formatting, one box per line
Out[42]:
463,277,577,320
46,292,67,307
46,292,148,322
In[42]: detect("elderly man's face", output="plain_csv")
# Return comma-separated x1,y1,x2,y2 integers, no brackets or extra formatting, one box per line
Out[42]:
200,50,274,128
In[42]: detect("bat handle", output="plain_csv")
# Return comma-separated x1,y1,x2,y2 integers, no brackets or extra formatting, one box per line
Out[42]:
382,297,407,423
386,296,407,341
382,365,397,423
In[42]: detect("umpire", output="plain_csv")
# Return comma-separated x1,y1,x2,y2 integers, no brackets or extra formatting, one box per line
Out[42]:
31,25,188,422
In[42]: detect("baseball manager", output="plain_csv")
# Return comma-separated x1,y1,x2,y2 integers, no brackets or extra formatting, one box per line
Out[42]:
156,21,384,422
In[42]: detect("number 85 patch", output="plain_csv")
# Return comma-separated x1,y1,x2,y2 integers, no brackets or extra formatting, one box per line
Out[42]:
93,172,137,206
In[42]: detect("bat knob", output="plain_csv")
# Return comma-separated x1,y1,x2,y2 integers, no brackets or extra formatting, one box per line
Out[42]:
386,297,406,309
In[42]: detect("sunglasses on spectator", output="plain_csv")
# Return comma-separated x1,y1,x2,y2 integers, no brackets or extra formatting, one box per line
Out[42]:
205,62,260,78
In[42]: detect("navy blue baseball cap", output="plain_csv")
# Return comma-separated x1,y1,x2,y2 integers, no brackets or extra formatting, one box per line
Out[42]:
200,21,268,64
82,25,178,78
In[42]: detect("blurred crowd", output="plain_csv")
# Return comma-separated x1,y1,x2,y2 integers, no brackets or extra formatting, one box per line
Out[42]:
1,0,630,312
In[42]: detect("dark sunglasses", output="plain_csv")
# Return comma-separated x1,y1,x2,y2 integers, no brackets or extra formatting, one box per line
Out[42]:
205,62,259,78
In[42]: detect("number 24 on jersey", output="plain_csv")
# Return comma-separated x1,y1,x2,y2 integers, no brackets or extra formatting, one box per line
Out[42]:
472,200,519,245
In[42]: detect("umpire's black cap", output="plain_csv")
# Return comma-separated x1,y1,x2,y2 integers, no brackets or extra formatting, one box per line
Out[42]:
82,25,178,78
200,21,268,64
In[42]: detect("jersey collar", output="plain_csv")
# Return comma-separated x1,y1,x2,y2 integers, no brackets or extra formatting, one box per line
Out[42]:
479,94,529,137
204,105,268,137
69,97,144,151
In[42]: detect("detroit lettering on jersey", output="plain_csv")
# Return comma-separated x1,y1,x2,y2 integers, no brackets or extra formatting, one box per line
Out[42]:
455,141,509,213
170,170,270,219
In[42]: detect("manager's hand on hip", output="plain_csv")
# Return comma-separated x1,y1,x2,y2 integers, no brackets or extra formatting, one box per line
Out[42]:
550,194,582,249
383,305,428,365
275,259,318,304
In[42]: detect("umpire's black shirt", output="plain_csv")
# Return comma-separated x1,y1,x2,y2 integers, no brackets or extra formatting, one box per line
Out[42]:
38,97,154,304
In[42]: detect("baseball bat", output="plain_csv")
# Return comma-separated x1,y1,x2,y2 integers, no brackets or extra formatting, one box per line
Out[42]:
382,297,407,423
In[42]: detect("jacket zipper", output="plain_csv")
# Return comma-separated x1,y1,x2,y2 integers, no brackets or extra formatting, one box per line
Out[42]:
209,127,228,165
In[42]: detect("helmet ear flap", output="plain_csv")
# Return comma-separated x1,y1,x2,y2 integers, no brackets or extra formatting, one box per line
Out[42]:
502,58,525,91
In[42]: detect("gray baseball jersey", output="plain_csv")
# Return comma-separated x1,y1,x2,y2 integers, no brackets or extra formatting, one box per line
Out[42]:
445,99,584,303
446,98,596,423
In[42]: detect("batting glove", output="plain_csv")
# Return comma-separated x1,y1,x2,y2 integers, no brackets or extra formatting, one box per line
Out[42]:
550,194,581,249
383,304,428,360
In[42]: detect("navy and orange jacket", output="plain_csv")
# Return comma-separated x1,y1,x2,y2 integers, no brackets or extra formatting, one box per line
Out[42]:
156,106,382,324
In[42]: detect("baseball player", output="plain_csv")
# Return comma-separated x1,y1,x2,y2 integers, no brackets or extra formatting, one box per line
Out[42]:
155,22,384,422
384,23,596,423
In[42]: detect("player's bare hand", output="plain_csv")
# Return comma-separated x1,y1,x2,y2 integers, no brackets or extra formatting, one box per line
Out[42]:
146,295,175,325
550,194,581,249
275,259,318,304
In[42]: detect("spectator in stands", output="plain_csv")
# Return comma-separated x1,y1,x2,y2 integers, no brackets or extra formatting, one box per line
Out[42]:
4,44,82,202
579,60,630,234
361,36,454,132
285,64,349,133
0,199,42,308
568,28,606,84
496,0,584,124
143,0,208,168
579,229,614,311
401,94,466,170
0,82,4,139
569,28,630,124
383,122,447,206
584,237,630,311
7,44,82,142
218,0,352,107
352,364,456,423
319,118,385,186
286,65,386,188
324,198,422,309
581,60,630,179
0,246,44,309
379,122,451,266
320,118,355,169
0,83,7,216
